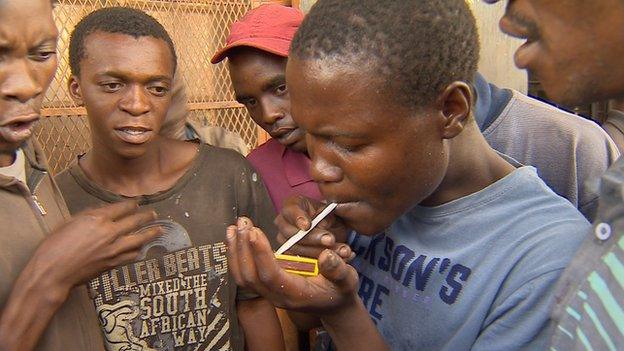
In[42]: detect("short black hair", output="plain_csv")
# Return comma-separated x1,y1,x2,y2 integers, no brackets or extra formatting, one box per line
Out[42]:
290,0,479,108
69,7,177,76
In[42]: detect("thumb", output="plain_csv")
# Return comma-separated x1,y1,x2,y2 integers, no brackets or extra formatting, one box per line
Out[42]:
318,249,359,293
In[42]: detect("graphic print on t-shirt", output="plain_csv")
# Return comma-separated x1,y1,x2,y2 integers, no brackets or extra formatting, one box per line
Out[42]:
351,232,473,324
89,220,232,350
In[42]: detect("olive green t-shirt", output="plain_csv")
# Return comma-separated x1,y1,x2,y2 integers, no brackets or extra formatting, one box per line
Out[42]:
56,144,277,351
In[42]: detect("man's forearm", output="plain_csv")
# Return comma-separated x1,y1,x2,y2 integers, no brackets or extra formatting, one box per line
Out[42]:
238,297,285,351
286,310,321,331
0,253,68,351
321,295,390,351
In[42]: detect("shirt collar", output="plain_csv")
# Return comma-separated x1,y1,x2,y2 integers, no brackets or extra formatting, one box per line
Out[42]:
281,143,314,187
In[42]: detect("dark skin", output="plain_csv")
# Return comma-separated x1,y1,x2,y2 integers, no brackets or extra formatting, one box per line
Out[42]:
68,31,284,351
0,0,56,167
486,0,624,106
0,2,161,350
228,48,307,154
227,57,515,350
227,47,353,260
68,31,197,197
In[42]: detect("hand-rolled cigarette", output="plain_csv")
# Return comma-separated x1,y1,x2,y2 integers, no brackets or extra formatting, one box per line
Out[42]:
275,254,319,277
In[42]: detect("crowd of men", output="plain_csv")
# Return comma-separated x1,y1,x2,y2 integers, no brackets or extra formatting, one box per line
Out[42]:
0,0,622,350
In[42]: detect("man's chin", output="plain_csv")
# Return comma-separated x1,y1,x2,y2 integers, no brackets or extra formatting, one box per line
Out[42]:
285,138,307,154
0,138,28,155
343,217,389,237
0,127,34,148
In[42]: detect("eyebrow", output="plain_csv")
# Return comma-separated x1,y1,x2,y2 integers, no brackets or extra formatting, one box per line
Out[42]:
235,94,249,103
313,130,366,140
33,36,58,47
261,74,286,91
97,71,172,83
235,74,286,102
0,36,57,52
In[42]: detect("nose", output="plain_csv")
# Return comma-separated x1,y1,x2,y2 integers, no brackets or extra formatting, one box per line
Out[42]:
308,135,343,184
119,85,151,116
0,59,43,103
260,96,285,125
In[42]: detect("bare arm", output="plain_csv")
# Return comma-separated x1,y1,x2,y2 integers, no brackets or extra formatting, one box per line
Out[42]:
0,201,161,351
238,297,285,351
0,255,68,351
321,295,389,351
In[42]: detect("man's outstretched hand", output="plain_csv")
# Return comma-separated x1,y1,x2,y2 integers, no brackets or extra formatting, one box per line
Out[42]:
227,216,359,314
226,217,389,351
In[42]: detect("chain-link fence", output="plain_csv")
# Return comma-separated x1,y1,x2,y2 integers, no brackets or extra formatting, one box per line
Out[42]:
36,0,257,174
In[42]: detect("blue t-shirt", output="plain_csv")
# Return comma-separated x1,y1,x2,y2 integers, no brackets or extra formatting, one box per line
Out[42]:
349,166,589,350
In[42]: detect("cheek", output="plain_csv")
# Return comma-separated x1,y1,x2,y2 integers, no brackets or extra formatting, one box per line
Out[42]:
342,149,407,200
375,139,448,205
247,110,265,128
153,103,170,130
31,59,58,108
42,57,58,86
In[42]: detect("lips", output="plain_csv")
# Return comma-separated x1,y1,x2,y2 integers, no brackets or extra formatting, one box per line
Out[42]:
331,201,363,219
271,127,303,146
499,16,540,70
113,126,154,144
0,113,40,144
513,40,541,70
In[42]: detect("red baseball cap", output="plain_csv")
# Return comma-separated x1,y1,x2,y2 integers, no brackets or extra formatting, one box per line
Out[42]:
210,4,304,64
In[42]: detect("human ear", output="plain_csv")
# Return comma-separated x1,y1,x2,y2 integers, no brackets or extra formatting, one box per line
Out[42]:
68,76,84,106
435,81,473,139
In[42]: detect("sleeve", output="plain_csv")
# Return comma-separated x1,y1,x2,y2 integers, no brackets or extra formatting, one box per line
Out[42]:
575,122,620,221
471,269,565,351
233,156,278,301
234,158,278,248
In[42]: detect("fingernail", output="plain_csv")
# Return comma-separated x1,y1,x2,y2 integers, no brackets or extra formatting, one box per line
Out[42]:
226,226,236,241
321,234,333,246
325,250,339,268
237,217,252,231
151,211,157,219
296,216,308,229
339,246,349,256
249,228,258,243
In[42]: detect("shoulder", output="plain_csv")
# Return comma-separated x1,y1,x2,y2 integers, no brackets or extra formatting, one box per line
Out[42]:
504,92,615,148
490,92,619,190
54,162,94,214
494,168,589,265
247,139,282,162
186,122,250,155
499,167,588,225
197,143,258,177
54,161,81,193
464,167,589,261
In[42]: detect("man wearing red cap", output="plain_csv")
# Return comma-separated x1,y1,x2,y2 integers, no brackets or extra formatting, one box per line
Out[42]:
212,6,343,350
211,4,323,214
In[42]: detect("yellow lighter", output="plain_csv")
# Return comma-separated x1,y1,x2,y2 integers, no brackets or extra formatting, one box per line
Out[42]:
275,254,319,277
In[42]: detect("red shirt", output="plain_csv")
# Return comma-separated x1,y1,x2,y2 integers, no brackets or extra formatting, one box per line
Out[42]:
247,138,323,211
